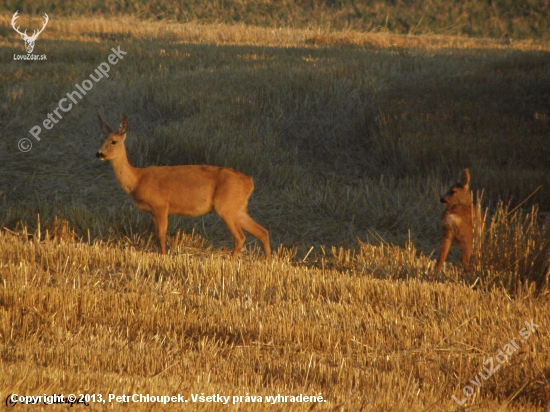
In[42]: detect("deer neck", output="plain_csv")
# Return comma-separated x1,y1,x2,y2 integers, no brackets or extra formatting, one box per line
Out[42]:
109,148,140,195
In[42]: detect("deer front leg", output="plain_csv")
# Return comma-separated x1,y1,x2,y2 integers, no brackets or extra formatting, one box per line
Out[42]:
436,231,453,272
152,210,168,255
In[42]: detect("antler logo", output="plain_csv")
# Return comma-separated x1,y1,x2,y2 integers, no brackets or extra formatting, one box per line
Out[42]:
11,11,49,54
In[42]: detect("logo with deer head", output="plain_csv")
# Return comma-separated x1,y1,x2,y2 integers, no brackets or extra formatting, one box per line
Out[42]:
11,11,49,54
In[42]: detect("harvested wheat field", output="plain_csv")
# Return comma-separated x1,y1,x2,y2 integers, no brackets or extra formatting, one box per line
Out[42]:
1,3,550,411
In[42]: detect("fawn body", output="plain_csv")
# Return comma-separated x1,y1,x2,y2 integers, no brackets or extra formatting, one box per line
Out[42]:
96,115,271,260
436,169,473,274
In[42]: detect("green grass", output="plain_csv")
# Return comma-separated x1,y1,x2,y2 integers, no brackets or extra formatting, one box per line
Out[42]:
1,16,549,259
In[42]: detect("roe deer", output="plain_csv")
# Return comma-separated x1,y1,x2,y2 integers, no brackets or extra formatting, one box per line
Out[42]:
96,115,271,260
436,169,473,274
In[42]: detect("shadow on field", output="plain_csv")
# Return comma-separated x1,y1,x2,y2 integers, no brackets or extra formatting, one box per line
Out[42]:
1,33,550,267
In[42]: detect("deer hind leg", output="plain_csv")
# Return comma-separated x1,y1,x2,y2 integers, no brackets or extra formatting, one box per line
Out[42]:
239,213,271,261
436,231,453,272
152,210,169,255
457,236,473,276
219,214,246,259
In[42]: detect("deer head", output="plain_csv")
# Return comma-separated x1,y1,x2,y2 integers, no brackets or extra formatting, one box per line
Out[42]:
96,115,129,161
440,169,472,208
12,11,49,54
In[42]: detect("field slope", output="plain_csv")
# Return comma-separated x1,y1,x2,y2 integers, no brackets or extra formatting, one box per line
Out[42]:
0,14,549,411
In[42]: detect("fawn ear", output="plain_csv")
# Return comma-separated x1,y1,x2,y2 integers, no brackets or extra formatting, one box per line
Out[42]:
117,115,129,137
461,169,470,188
98,114,113,135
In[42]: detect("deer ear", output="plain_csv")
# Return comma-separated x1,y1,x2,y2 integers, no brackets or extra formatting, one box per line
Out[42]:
117,115,129,136
98,114,112,135
461,169,470,187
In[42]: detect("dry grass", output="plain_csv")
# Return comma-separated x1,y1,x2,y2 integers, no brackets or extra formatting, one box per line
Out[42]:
2,0,549,39
1,15,550,410
2,14,550,50
1,224,549,411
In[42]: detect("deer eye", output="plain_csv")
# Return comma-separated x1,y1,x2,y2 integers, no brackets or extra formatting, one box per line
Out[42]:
111,140,117,145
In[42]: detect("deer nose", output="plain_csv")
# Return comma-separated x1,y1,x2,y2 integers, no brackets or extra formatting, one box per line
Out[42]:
440,197,446,204
96,152,105,159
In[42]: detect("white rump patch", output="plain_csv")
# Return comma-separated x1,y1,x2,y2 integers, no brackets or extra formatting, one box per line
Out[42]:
444,214,462,225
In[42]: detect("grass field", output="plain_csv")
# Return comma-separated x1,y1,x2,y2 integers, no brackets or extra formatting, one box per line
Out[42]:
1,10,550,411
3,0,550,39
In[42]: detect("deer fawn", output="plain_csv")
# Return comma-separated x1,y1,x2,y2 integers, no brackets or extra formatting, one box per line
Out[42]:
96,115,271,260
436,169,473,275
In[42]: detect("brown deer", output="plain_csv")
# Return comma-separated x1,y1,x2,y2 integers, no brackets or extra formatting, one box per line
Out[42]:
96,115,271,260
436,169,473,274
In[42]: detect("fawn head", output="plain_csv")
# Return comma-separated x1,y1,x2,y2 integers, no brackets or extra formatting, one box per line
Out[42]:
96,115,129,161
440,169,472,207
